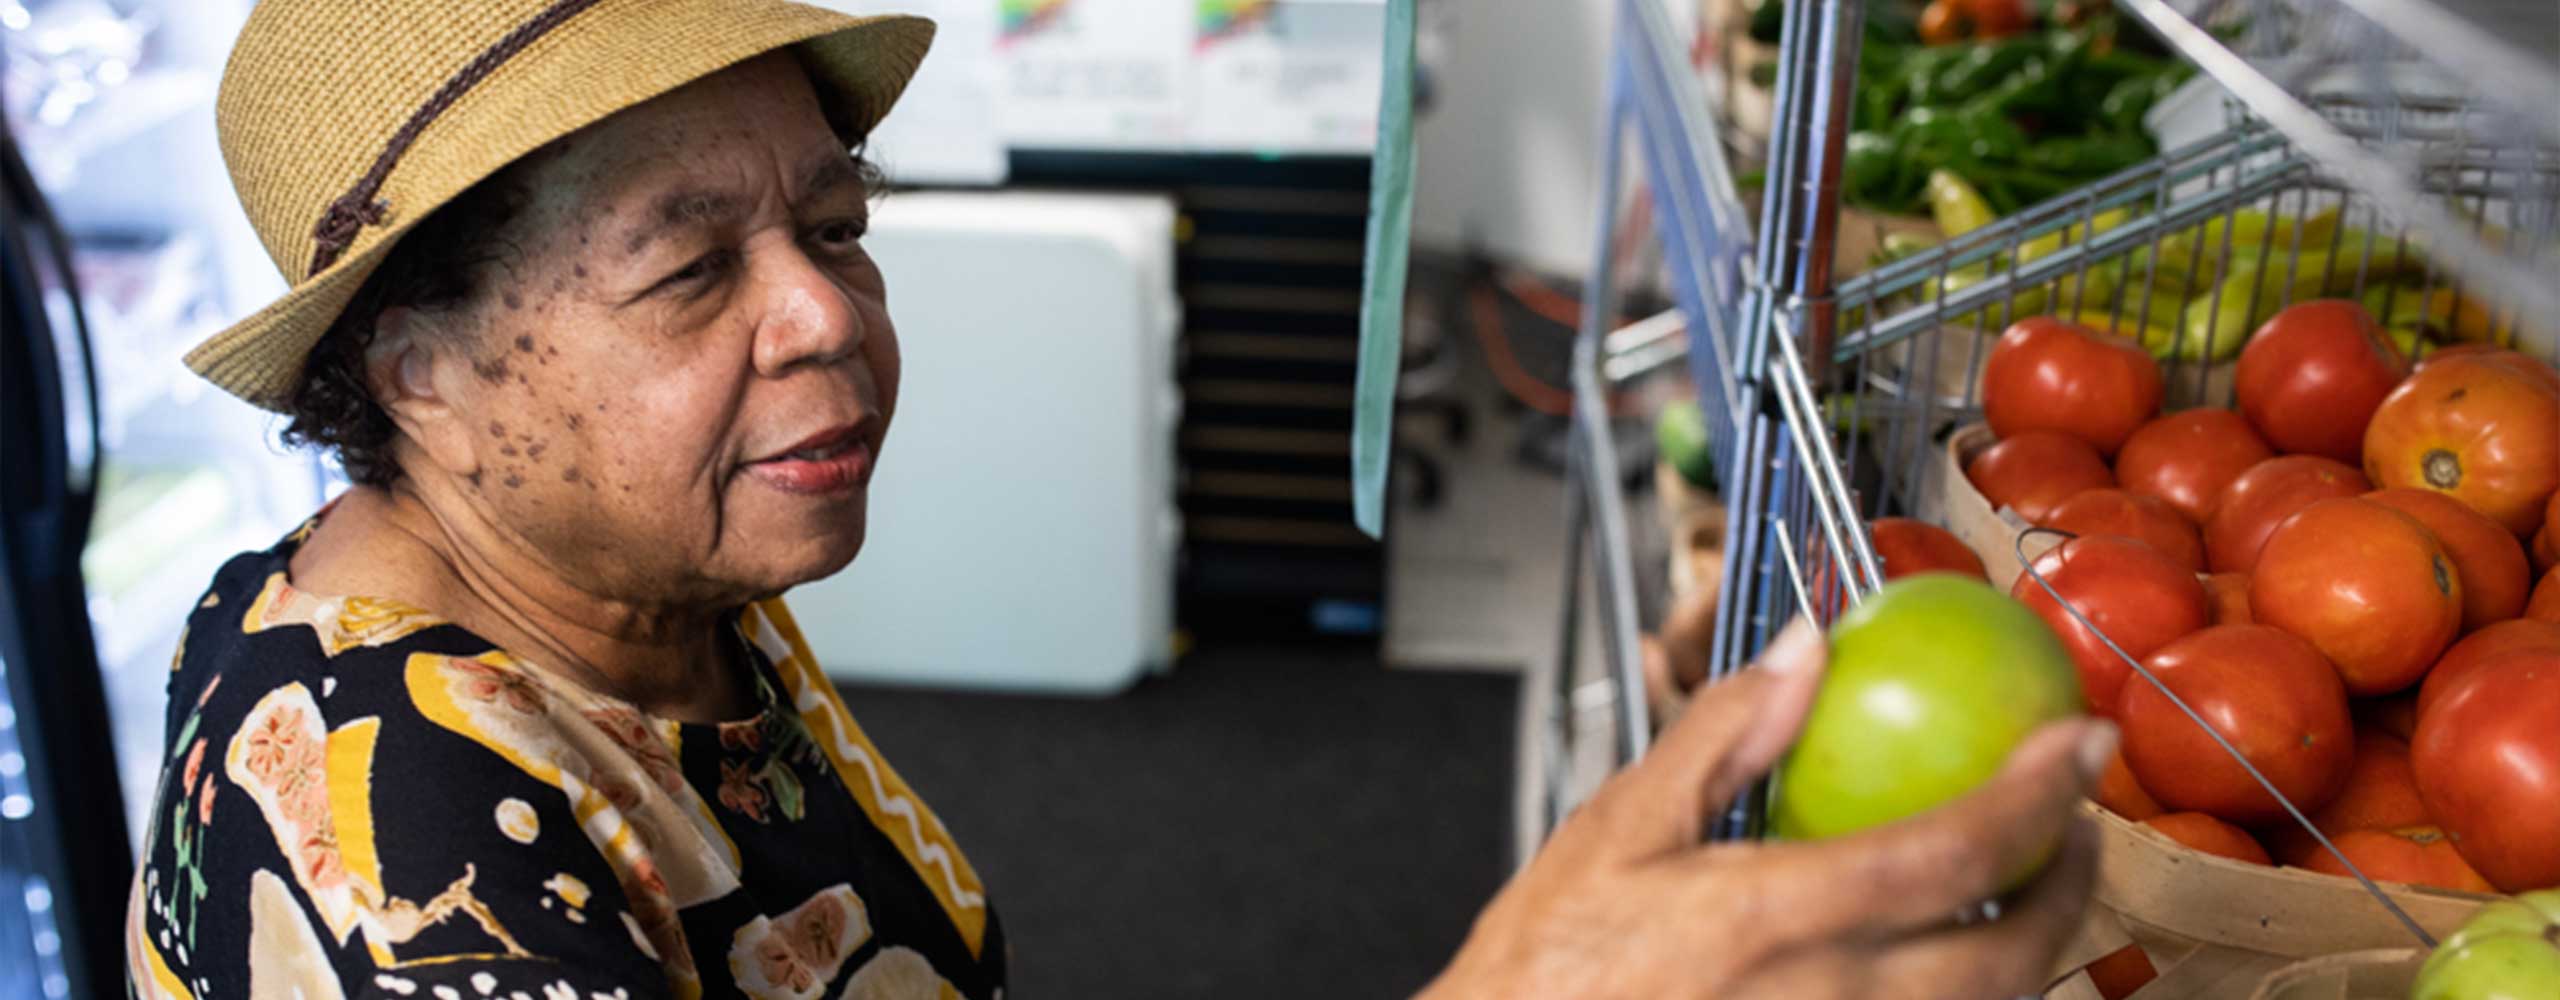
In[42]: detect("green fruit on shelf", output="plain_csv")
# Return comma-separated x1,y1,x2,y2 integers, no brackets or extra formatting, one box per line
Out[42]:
1771,575,2084,883
1927,168,1999,238
2412,888,2560,1000
2157,240,2421,363
1655,399,1717,489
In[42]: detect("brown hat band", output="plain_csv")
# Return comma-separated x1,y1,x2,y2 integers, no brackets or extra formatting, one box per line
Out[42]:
306,0,604,277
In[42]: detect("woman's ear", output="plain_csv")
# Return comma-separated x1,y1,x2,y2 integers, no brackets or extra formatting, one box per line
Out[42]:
364,307,482,482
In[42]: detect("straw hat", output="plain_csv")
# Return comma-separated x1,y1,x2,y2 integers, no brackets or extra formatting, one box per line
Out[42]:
186,0,933,410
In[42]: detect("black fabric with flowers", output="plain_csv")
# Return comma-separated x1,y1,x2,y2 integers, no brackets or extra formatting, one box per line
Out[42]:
126,521,1007,999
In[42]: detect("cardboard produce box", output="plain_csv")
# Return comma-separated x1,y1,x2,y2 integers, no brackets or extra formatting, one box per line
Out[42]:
2245,949,2425,1000
2039,807,2483,1000
1656,460,1727,603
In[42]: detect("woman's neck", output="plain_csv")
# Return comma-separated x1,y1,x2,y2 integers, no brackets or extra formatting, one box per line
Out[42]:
290,483,758,723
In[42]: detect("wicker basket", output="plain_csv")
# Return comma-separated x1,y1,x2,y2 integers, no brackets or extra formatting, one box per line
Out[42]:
2039,805,2483,999
2244,949,2426,1000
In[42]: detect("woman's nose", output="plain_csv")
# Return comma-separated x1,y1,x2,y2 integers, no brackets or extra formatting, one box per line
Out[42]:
751,249,865,376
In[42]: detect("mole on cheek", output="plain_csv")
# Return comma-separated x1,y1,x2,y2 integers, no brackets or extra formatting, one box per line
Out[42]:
566,413,583,431
502,473,525,490
562,467,583,484
528,443,547,460
500,444,518,457
514,335,534,353
472,356,511,382
502,291,523,311
488,420,505,438
573,264,588,278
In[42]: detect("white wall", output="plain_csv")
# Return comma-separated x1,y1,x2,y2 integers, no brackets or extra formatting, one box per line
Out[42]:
1415,0,1689,277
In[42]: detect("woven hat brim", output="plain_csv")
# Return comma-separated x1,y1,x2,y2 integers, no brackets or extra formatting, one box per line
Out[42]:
185,10,933,411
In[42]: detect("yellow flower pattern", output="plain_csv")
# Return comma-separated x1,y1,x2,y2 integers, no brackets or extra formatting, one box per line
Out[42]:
124,518,1006,998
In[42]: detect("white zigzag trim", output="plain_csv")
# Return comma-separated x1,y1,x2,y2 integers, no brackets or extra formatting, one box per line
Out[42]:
750,609,985,911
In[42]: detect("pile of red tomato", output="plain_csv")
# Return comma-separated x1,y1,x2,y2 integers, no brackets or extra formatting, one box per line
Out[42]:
1910,301,2560,896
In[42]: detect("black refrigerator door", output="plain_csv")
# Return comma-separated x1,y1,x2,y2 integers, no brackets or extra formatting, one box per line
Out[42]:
3,124,134,1000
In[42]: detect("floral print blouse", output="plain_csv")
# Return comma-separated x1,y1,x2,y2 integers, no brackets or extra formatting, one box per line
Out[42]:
126,520,1006,999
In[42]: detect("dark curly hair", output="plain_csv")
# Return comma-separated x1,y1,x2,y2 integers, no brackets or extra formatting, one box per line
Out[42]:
278,155,545,486
280,125,884,487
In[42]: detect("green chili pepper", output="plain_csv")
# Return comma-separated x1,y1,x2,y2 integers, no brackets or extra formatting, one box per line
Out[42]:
2099,71,2184,132
1932,37,2044,104
2021,133,2156,178
1842,130,1902,208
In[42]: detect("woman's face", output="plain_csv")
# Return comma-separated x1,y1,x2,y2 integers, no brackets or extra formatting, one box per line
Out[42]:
392,54,896,607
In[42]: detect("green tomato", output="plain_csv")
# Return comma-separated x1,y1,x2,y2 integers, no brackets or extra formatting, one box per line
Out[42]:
1770,575,2084,854
2414,889,2560,1000
1654,400,1715,489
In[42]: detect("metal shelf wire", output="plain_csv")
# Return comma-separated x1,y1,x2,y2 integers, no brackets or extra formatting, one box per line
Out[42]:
2116,0,2560,326
1539,0,2560,865
1529,0,1760,840
1664,0,2558,945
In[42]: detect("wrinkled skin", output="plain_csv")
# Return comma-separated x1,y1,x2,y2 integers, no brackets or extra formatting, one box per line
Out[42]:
290,54,894,721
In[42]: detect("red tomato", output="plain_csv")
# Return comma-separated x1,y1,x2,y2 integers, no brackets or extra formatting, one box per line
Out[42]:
2083,945,2157,1000
2095,745,2164,821
2046,489,2206,573
2236,300,2408,463
1870,517,1988,582
1917,0,1964,45
2366,488,2531,631
2267,731,2429,865
2418,345,2560,397
2415,619,2560,719
2536,491,2560,575
2297,827,2495,894
2357,694,2419,743
1982,317,2164,457
1957,0,2031,36
2014,535,2212,717
2533,569,2560,623
2144,812,2272,864
1966,430,2116,523
2115,409,2275,524
2205,456,2372,573
2250,498,2463,695
2204,572,2252,626
2412,656,2560,891
2364,355,2560,536
2120,625,2353,826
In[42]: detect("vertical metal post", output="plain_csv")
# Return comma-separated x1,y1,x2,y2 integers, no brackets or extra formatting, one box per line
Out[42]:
1572,33,1650,766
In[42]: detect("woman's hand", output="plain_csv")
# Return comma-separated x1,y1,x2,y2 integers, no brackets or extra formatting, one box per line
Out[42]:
1428,620,2114,1000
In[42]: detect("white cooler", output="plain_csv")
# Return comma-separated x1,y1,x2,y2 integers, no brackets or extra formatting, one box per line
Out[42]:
789,190,1182,693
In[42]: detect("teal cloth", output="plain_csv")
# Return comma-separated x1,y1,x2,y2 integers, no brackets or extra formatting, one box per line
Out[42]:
1351,0,1417,539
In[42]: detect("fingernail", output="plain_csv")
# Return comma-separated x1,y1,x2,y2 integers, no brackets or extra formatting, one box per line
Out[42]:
1756,618,1823,675
2075,721,2119,783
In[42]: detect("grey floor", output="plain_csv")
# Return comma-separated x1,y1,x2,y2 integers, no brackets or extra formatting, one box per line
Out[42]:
836,645,1517,999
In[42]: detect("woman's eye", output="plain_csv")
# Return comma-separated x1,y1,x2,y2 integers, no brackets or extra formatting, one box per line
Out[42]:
813,219,866,247
661,250,733,290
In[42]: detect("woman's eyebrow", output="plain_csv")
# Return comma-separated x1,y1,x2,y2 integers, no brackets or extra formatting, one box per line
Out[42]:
798,153,864,201
621,186,749,255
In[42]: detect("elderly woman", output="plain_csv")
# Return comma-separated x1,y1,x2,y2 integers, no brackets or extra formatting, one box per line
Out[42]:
130,1,2112,997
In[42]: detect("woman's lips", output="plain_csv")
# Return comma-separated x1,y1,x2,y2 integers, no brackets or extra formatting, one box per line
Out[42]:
744,436,873,495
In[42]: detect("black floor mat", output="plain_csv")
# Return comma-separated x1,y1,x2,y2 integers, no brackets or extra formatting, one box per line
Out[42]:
835,645,1518,999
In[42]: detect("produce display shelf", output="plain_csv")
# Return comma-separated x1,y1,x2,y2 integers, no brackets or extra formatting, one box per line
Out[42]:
2115,0,2560,332
1528,0,1762,838
1634,1,2560,996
